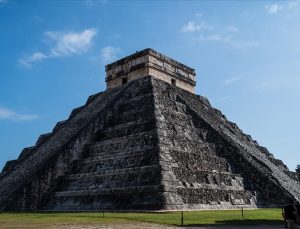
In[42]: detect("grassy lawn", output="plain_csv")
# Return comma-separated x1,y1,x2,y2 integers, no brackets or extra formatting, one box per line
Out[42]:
0,208,284,228
0,212,127,228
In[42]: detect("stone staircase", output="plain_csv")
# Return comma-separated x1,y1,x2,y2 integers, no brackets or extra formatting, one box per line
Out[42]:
43,80,164,210
0,77,164,210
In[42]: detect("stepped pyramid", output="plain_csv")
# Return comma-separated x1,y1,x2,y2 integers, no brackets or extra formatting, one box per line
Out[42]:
0,49,299,211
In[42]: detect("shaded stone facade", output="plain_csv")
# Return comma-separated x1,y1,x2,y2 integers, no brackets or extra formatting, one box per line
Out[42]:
0,51,299,211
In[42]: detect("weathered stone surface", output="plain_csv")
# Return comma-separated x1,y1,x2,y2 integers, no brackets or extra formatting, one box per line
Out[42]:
105,48,196,93
1,160,17,173
18,146,35,160
0,76,299,211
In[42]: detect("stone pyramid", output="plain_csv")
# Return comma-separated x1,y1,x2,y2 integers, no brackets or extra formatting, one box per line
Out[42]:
0,49,299,211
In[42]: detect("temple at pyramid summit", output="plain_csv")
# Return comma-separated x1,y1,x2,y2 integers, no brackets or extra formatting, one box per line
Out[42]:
105,48,196,93
0,48,299,211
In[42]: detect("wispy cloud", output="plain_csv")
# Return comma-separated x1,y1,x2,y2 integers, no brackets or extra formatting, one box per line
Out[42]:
265,4,283,14
288,1,300,9
0,0,8,4
181,19,257,49
0,107,39,121
197,34,231,42
19,52,47,68
45,29,97,57
224,76,242,85
195,34,259,49
226,26,239,32
19,28,97,68
256,75,300,90
181,21,212,33
100,46,120,64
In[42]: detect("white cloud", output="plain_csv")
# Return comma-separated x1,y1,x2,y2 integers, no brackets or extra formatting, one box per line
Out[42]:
224,76,242,85
181,21,212,33
198,34,231,42
45,28,97,57
226,26,239,32
265,4,283,14
181,19,257,49
19,52,47,68
100,46,120,64
195,34,259,49
0,107,39,121
234,41,259,49
19,28,97,68
288,1,299,9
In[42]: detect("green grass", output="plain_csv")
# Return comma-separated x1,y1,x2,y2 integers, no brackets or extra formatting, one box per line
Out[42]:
0,212,128,228
0,208,284,228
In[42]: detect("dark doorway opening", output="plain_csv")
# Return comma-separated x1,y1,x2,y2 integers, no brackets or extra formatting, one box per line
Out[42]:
122,77,128,85
171,78,176,86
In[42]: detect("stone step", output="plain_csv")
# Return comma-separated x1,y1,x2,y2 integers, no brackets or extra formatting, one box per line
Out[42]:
66,164,160,180
166,180,246,191
159,146,229,168
88,145,156,160
103,106,155,129
82,147,155,163
1,160,17,173
168,150,230,172
18,146,35,160
46,187,165,210
92,129,157,145
161,110,192,124
115,92,154,106
52,120,67,132
54,184,165,197
85,92,103,104
45,203,162,211
111,93,154,114
172,168,244,187
89,130,157,155
60,168,161,191
77,150,158,173
83,145,155,162
69,105,85,119
160,144,213,153
176,187,255,205
121,90,154,101
163,183,246,191
35,133,52,146
94,119,157,142
157,122,212,142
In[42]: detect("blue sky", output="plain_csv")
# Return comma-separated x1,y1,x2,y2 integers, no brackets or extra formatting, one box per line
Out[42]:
0,0,299,171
